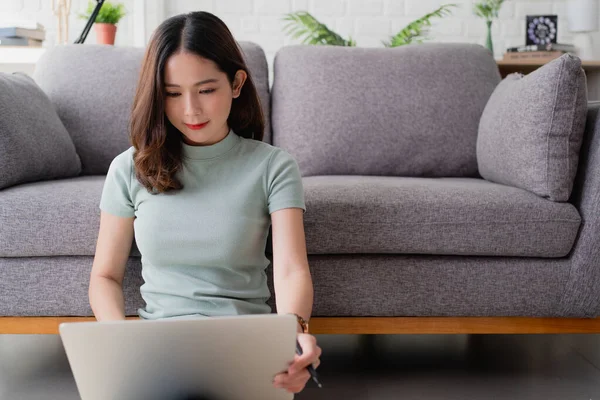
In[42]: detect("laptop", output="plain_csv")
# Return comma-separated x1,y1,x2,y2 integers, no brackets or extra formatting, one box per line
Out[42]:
59,314,298,400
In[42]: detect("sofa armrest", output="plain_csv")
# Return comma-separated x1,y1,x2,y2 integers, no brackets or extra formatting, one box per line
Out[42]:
558,101,600,317
570,102,600,227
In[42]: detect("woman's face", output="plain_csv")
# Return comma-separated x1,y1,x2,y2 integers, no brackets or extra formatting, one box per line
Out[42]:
163,51,246,146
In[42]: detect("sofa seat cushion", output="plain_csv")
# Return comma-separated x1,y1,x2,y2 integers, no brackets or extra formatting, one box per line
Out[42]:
0,176,140,257
302,176,581,257
1,176,581,258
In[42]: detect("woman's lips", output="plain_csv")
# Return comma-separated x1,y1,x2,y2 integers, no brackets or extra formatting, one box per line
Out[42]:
184,121,209,130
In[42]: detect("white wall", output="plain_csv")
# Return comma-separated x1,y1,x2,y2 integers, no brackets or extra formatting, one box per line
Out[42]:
164,0,579,64
2,0,599,72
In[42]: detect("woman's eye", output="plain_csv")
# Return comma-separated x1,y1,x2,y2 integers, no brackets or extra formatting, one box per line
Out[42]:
165,89,214,97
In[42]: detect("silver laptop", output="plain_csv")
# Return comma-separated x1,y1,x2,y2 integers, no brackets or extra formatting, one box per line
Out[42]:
59,314,298,400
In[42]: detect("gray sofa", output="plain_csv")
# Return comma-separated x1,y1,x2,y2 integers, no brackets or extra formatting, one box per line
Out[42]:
1,41,599,325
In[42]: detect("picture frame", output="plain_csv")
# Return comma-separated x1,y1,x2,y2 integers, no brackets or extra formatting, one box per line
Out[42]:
526,15,558,45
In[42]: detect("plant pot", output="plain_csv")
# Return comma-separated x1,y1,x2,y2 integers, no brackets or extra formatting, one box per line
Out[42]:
95,23,117,45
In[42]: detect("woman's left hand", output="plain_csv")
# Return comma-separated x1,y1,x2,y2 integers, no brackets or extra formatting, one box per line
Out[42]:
272,333,321,394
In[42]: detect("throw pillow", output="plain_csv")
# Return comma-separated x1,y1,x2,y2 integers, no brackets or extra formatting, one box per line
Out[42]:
476,53,588,202
0,72,81,189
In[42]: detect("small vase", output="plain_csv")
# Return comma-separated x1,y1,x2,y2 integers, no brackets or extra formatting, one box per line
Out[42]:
95,23,117,45
485,20,494,55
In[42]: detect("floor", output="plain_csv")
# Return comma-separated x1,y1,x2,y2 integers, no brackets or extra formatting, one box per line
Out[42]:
1,333,599,399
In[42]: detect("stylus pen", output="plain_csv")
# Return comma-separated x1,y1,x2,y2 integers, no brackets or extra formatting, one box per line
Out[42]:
296,340,322,388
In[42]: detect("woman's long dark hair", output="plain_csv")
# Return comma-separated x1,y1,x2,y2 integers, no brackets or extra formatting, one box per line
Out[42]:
130,12,265,194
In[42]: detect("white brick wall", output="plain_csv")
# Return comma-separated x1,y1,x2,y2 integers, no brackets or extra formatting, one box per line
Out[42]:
3,0,600,77
162,0,598,69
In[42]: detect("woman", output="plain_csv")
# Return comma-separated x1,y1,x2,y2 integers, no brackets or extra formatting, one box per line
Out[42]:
88,11,321,395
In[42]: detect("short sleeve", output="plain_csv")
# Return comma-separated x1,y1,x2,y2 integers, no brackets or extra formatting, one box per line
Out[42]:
99,149,135,218
267,149,306,214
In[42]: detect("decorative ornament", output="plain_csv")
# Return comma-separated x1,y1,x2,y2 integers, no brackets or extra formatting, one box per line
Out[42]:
526,15,558,46
51,0,72,44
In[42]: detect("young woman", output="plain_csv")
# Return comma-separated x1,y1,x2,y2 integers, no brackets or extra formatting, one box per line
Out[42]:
88,11,321,395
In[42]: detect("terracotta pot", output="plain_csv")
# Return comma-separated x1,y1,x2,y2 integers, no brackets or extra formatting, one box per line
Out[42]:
95,23,117,45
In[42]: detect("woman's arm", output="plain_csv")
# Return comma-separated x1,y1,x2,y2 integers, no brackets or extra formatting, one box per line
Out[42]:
270,207,313,328
271,207,320,394
89,211,135,321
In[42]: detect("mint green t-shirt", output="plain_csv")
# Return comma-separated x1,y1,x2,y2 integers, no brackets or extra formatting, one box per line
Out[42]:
99,130,306,320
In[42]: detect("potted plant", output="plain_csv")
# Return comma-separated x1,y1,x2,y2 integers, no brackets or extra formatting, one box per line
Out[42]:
79,1,126,45
282,4,457,47
383,4,457,47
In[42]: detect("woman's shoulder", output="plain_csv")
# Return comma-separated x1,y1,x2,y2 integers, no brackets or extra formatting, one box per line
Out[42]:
239,137,296,163
106,146,135,175
112,146,135,163
239,138,301,187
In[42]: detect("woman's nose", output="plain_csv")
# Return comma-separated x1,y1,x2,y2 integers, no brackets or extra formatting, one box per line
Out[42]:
184,94,202,116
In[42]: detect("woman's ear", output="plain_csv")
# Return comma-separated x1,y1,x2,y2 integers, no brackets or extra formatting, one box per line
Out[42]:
232,70,247,98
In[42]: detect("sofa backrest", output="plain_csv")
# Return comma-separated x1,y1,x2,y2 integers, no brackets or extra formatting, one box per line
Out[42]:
271,43,501,177
32,42,271,175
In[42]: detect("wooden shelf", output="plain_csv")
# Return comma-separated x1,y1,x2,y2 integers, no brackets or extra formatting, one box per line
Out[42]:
0,46,46,64
496,58,600,100
497,59,600,69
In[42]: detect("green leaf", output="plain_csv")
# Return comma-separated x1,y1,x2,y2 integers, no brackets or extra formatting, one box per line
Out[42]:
385,4,458,47
79,1,127,25
281,11,355,46
473,0,505,21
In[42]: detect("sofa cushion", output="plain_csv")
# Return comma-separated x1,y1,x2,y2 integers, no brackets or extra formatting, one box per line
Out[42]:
271,43,501,177
240,42,272,143
32,42,271,175
0,72,81,190
476,54,588,202
0,176,580,258
0,176,139,257
302,176,581,257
